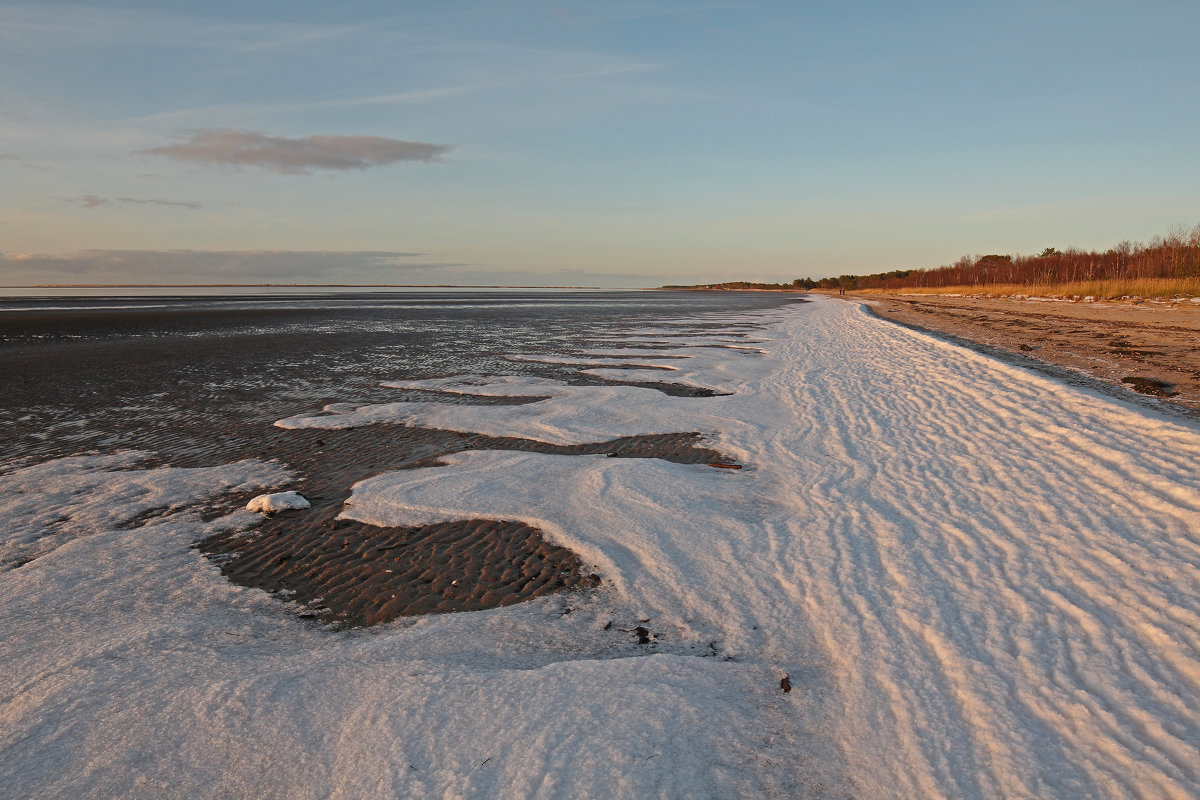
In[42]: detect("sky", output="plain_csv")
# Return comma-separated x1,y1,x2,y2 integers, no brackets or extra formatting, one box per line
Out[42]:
1,0,1198,287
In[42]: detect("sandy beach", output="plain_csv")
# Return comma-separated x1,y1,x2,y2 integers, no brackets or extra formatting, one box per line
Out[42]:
859,292,1200,417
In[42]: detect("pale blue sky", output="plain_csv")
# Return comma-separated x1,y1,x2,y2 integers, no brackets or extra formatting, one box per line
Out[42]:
2,0,1198,286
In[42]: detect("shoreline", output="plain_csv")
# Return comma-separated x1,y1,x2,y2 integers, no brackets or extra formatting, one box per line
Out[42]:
852,291,1200,418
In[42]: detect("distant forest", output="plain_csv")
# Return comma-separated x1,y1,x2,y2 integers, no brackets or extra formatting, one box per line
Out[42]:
667,222,1200,292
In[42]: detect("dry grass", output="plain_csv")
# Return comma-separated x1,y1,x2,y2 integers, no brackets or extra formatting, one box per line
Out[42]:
856,277,1200,300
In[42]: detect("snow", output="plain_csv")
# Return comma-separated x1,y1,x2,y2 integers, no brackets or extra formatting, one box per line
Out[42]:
246,490,310,513
5,296,1200,798
0,452,291,567
577,367,722,392
273,374,762,445
504,353,684,368
342,452,776,651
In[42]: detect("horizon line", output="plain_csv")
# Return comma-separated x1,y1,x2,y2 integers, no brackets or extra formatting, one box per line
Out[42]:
1,283,636,290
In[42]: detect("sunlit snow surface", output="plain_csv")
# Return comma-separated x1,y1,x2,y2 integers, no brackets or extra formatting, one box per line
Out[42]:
4,296,1200,799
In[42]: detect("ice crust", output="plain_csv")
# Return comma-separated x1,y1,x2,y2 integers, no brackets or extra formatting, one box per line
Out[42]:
5,297,1200,798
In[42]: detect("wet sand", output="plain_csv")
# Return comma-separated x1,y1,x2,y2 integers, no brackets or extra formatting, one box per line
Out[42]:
197,425,730,628
858,293,1200,417
201,518,596,627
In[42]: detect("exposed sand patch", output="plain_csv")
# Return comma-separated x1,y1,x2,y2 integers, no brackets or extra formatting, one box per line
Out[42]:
200,517,595,627
860,293,1200,415
197,425,732,626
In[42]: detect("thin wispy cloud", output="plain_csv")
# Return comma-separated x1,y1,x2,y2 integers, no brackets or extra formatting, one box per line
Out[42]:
128,87,472,126
548,1,753,26
60,195,202,210
117,196,202,209
2,5,668,135
0,4,325,53
309,87,473,110
141,130,452,174
1,152,50,172
62,195,109,208
0,250,460,284
234,22,372,53
0,249,651,287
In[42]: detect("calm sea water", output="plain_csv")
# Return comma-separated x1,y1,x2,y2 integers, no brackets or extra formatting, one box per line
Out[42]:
0,289,796,340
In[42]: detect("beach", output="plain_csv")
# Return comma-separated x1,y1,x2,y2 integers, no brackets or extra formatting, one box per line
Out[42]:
2,292,1200,798
860,292,1200,417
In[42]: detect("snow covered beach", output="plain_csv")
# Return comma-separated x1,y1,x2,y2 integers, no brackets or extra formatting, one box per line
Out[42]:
3,294,1200,798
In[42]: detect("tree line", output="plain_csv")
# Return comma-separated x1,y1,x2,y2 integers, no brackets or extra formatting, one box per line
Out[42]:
661,280,799,291
792,222,1200,291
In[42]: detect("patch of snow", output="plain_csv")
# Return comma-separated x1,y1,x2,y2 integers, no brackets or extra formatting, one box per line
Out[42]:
0,452,291,566
275,364,774,446
578,367,721,391
246,490,310,513
504,353,681,369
